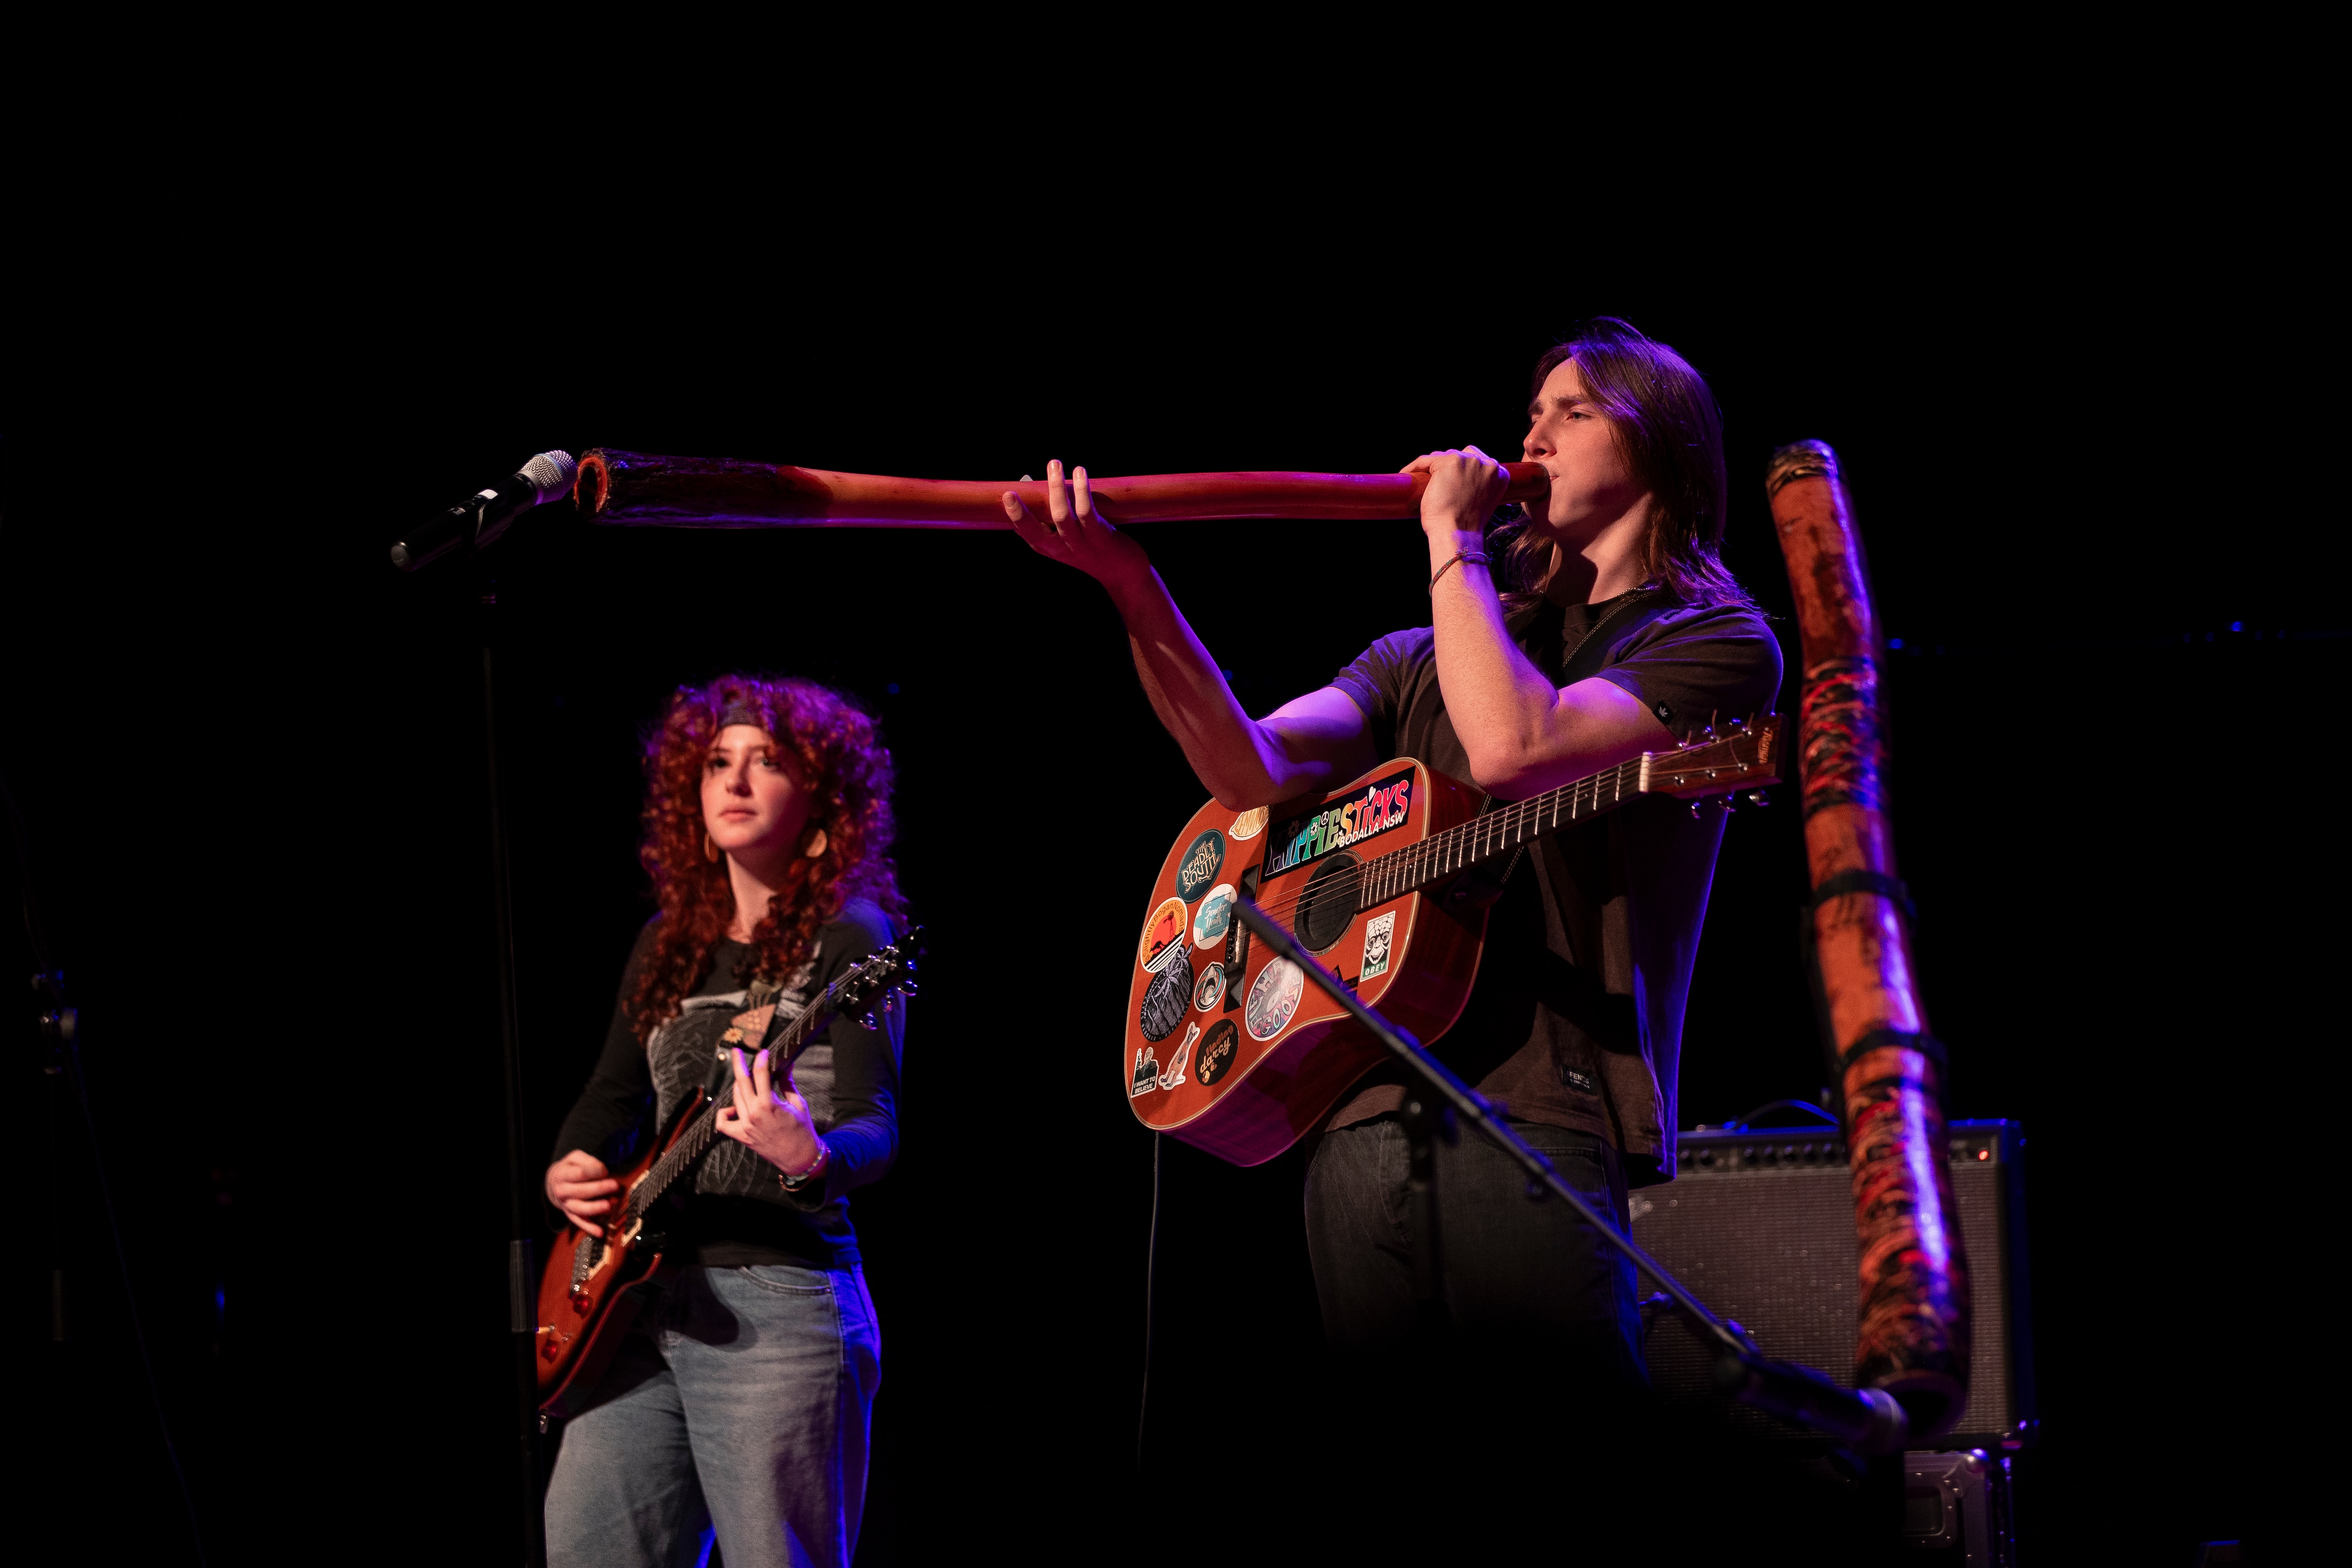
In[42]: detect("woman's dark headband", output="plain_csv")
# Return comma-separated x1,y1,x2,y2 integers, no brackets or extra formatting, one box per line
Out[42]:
716,700,771,732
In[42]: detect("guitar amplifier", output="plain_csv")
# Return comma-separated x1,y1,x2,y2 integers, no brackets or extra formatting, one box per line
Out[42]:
1629,1118,2035,1450
1902,1448,2017,1565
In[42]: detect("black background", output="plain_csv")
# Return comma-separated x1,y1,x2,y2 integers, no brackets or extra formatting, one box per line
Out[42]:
4,213,2329,1563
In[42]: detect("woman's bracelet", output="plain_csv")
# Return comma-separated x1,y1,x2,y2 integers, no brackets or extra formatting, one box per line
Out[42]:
1429,550,1492,593
778,1139,831,1192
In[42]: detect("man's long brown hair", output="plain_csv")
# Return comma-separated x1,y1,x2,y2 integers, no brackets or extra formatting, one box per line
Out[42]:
626,674,904,1042
1489,318,1750,610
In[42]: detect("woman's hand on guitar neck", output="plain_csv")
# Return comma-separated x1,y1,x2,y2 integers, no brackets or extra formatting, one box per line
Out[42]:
715,1046,824,1182
547,1150,619,1238
1001,460,1149,592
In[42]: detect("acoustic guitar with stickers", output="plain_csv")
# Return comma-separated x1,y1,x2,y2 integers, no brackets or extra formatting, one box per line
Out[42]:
534,931,920,1417
1121,722,1780,1165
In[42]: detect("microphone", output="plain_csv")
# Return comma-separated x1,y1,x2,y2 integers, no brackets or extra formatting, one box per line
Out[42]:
390,451,577,571
1717,1346,1912,1454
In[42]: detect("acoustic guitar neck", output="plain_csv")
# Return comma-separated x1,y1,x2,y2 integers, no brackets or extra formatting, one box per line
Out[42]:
1351,716,1783,911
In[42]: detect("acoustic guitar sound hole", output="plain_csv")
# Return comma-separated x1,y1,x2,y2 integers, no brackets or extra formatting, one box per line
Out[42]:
1296,852,1359,953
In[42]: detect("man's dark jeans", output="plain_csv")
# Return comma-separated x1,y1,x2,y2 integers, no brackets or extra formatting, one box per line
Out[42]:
1303,1114,1645,1388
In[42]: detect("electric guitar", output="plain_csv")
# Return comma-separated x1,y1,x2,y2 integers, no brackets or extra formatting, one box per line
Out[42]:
535,931,921,1415
1121,721,1781,1165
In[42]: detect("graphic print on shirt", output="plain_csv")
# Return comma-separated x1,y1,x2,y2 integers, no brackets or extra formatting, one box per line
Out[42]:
1192,962,1227,1013
1359,911,1396,981
1192,883,1236,949
1155,1023,1200,1091
1175,829,1226,904
1138,941,1192,1042
1261,767,1413,882
1245,958,1305,1041
1194,1019,1240,1086
1139,897,1189,973
644,961,818,1202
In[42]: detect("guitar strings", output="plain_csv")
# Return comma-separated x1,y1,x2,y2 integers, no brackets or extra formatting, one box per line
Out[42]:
623,956,903,1222
1208,729,1762,935
1226,731,1759,929
1227,749,1768,942
1237,758,1646,928
1246,780,1625,923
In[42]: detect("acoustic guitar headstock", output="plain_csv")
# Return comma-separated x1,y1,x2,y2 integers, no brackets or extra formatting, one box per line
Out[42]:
1644,715,1783,801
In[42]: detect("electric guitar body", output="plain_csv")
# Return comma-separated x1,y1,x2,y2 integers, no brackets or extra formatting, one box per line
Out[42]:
1121,721,1782,1166
533,1086,710,1418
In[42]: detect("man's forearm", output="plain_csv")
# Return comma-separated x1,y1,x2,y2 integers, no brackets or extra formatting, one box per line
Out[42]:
1428,532,1567,787
1426,531,1665,797
1106,566,1300,807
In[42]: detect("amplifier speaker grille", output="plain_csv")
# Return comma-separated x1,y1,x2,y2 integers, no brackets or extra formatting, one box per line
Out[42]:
1629,1118,2033,1447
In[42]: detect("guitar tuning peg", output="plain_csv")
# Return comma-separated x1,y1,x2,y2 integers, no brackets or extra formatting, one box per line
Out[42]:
861,1013,878,1030
899,982,919,997
1747,790,1770,808
1721,794,1737,812
1690,801,1703,820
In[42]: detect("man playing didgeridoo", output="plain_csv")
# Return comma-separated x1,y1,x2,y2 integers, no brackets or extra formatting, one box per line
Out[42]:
1006,319,1781,1454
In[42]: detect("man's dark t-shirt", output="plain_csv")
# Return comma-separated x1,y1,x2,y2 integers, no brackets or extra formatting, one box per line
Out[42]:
1325,590,1781,1186
550,899,905,1268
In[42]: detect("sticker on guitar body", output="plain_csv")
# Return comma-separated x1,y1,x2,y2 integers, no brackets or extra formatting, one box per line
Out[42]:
1192,883,1236,948
1132,1022,1200,1096
1175,830,1225,903
1138,898,1189,974
1194,1019,1240,1085
1246,959,1305,1041
1262,767,1413,881
1359,912,1396,981
1138,941,1192,1043
1156,1023,1199,1091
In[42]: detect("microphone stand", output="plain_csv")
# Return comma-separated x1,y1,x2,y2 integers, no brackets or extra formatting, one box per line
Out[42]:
472,546,547,1568
1230,896,1912,1456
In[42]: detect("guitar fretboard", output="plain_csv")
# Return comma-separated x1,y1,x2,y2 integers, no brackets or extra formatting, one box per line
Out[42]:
1356,755,1648,908
623,986,834,1225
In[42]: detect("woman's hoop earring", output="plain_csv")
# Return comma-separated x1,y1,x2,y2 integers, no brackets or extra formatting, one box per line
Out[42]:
803,827,828,860
704,832,721,864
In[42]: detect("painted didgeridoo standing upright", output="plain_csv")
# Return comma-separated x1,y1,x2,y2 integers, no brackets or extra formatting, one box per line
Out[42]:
1768,440,1971,1441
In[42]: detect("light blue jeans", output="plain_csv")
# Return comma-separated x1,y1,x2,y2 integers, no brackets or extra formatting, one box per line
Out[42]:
544,1264,882,1568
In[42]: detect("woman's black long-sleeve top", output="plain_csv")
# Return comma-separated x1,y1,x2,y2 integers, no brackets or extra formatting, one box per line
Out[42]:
550,899,905,1269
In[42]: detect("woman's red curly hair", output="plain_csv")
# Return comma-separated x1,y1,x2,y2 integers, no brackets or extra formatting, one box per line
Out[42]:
627,674,904,1041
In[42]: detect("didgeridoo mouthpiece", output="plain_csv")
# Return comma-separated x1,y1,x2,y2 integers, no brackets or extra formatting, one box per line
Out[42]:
571,450,1552,529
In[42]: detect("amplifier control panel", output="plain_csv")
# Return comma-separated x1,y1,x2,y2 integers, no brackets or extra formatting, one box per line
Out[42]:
1675,1119,2018,1172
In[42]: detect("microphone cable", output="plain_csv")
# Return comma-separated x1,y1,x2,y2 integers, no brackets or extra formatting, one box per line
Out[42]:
1136,1131,1161,1475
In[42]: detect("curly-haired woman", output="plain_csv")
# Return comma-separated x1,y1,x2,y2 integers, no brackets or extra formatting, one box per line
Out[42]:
542,675,906,1568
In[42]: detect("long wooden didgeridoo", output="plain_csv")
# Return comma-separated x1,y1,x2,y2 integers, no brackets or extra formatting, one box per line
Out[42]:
1768,440,1971,1441
571,449,1552,528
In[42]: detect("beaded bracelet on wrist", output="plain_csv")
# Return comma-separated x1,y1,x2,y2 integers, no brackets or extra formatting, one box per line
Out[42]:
778,1140,831,1192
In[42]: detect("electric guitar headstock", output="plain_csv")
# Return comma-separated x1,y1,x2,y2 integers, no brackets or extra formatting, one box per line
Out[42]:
1644,714,1783,801
821,926,924,1032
